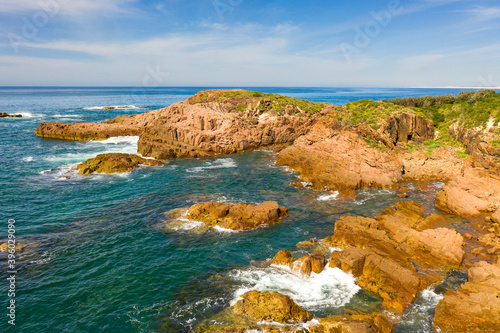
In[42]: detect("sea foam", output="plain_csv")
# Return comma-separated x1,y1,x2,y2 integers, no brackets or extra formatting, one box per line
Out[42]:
186,158,237,173
229,265,360,311
317,191,339,201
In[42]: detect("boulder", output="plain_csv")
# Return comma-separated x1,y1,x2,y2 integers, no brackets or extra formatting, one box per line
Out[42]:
309,313,393,333
187,201,288,231
271,250,327,278
76,153,164,174
433,260,500,333
232,290,313,324
329,247,420,313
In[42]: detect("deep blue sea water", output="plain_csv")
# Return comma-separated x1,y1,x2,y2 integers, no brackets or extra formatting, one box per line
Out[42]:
0,87,488,332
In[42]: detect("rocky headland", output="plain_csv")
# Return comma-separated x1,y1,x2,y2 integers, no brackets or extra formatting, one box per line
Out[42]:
36,89,500,332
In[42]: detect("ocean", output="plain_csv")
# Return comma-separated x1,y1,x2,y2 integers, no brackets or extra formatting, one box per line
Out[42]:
0,87,485,332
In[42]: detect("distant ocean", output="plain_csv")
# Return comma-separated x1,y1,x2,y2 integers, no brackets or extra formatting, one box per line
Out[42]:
0,87,489,332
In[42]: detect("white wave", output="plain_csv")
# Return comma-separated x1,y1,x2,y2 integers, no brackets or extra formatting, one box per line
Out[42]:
83,105,139,110
8,112,45,118
93,136,140,146
172,219,205,231
22,156,34,162
353,189,394,205
301,181,313,187
186,158,237,173
213,226,240,233
318,191,339,201
397,287,444,331
52,114,82,118
45,136,140,164
229,266,360,311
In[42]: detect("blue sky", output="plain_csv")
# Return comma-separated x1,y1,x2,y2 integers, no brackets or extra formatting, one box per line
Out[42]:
0,0,499,87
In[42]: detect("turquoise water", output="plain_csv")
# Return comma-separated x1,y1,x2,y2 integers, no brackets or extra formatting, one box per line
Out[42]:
0,87,487,332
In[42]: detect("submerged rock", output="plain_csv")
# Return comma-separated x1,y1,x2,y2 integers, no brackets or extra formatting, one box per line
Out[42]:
186,201,288,231
233,290,313,324
0,112,22,118
76,153,164,174
194,290,313,332
271,250,328,278
309,312,393,333
433,259,500,333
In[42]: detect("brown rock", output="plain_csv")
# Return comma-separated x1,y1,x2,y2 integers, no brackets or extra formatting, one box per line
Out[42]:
276,128,404,191
36,90,322,156
337,189,357,200
271,250,295,266
322,201,464,313
187,201,288,231
35,122,141,141
463,233,473,240
76,153,164,174
472,247,484,255
434,261,500,333
232,290,313,324
0,112,22,118
272,250,327,277
402,146,463,182
310,313,393,333
329,247,420,313
435,162,500,218
492,209,500,224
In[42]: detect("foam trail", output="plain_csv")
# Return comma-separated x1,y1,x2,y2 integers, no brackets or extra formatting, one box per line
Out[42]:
45,136,140,163
317,191,339,201
83,105,139,110
9,112,45,118
397,287,444,332
229,266,360,310
186,158,237,173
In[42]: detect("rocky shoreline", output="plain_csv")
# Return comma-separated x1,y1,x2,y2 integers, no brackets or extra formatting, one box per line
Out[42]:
35,89,500,332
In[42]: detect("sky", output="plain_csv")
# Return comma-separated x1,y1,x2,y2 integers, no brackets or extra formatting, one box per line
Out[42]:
0,0,499,87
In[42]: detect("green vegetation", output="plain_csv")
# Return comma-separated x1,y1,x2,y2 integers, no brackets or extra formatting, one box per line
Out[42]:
220,90,325,115
221,90,264,98
387,90,500,129
362,136,388,151
456,150,469,158
335,99,410,129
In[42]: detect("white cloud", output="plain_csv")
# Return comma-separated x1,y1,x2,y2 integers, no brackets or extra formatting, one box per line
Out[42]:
463,6,500,21
399,54,445,70
0,0,136,17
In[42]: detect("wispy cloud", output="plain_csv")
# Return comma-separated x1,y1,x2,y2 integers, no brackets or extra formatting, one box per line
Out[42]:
462,5,500,21
0,0,137,17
